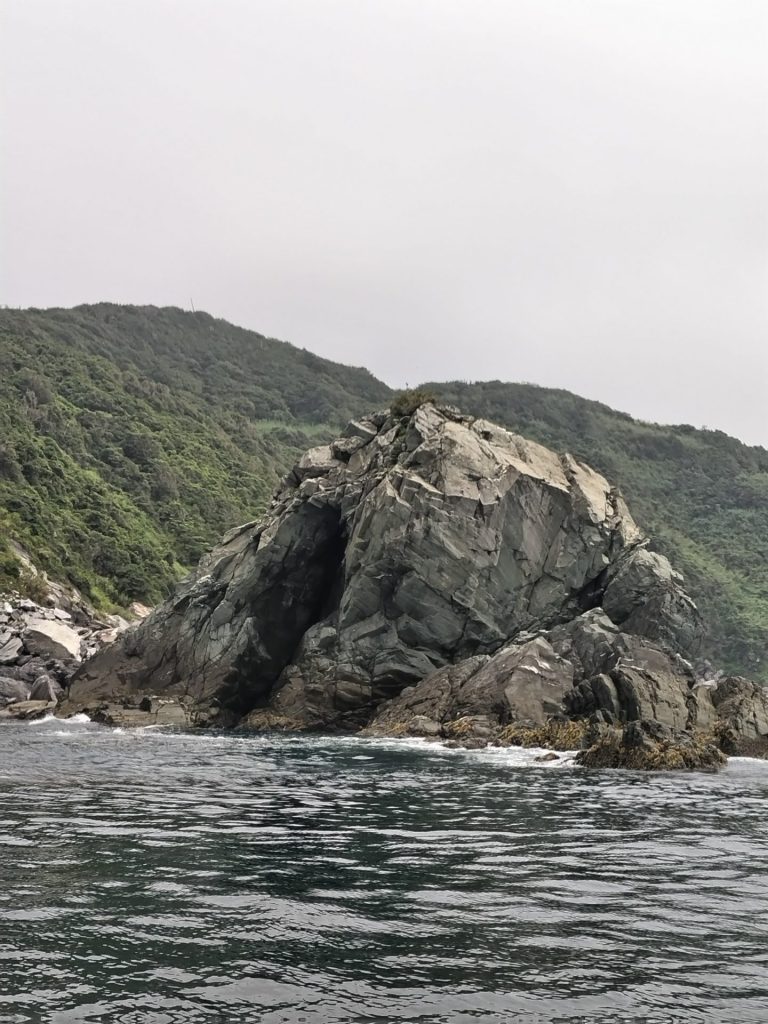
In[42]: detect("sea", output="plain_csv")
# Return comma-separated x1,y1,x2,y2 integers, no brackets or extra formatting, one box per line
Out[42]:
1,717,767,1024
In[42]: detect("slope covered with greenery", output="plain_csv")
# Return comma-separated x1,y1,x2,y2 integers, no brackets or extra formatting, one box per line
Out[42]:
0,304,389,606
0,304,765,678
427,381,768,679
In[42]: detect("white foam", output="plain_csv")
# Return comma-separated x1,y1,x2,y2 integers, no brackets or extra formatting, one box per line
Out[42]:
28,712,92,726
332,734,577,768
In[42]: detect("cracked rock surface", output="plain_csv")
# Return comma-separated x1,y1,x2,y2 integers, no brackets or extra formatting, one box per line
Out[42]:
66,403,708,735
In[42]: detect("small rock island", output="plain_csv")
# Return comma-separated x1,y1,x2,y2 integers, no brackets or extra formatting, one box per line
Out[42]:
61,402,768,769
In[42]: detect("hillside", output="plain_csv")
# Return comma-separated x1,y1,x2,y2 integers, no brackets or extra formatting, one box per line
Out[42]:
0,304,389,606
426,381,768,679
0,304,765,679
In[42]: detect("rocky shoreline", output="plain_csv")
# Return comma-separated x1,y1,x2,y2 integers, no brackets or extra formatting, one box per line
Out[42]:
5,402,768,771
0,589,149,723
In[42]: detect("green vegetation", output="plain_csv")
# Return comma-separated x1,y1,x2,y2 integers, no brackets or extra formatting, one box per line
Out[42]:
0,304,765,678
0,304,388,606
391,387,438,418
426,381,768,679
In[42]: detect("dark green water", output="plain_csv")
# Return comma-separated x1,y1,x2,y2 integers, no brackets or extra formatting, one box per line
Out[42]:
1,717,768,1023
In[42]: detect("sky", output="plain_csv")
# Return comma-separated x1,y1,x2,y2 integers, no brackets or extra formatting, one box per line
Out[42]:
1,1,766,445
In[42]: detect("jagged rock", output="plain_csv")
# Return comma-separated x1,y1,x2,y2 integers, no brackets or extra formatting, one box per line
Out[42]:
361,658,489,737
366,613,703,743
23,618,82,662
460,638,575,725
0,657,54,683
69,403,702,734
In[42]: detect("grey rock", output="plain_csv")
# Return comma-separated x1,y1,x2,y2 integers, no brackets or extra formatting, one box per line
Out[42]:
709,677,768,756
0,676,30,706
0,635,23,665
406,715,442,737
602,547,702,654
28,674,63,704
0,657,52,683
23,618,82,662
331,435,367,461
68,404,705,737
0,699,56,722
609,638,693,731
86,697,194,729
344,418,380,442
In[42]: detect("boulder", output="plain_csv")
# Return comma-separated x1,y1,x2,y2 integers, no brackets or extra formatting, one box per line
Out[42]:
0,635,23,665
28,673,63,704
23,618,81,662
602,547,701,653
70,404,702,732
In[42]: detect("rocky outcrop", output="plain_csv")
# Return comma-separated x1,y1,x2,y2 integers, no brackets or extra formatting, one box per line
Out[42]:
576,719,726,772
363,607,764,763
67,403,703,730
57,401,768,767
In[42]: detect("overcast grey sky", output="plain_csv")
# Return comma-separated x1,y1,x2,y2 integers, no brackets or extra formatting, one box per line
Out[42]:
2,1,766,444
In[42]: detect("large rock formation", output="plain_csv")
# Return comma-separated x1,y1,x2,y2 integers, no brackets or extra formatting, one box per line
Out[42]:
66,402,711,732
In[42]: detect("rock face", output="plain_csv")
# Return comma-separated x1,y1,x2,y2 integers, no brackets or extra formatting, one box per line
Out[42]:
68,403,707,735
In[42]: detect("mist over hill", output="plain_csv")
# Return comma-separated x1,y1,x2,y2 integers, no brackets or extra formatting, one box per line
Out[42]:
0,304,765,679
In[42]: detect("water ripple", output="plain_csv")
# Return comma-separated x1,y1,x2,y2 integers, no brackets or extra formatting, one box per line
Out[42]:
0,721,767,1022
